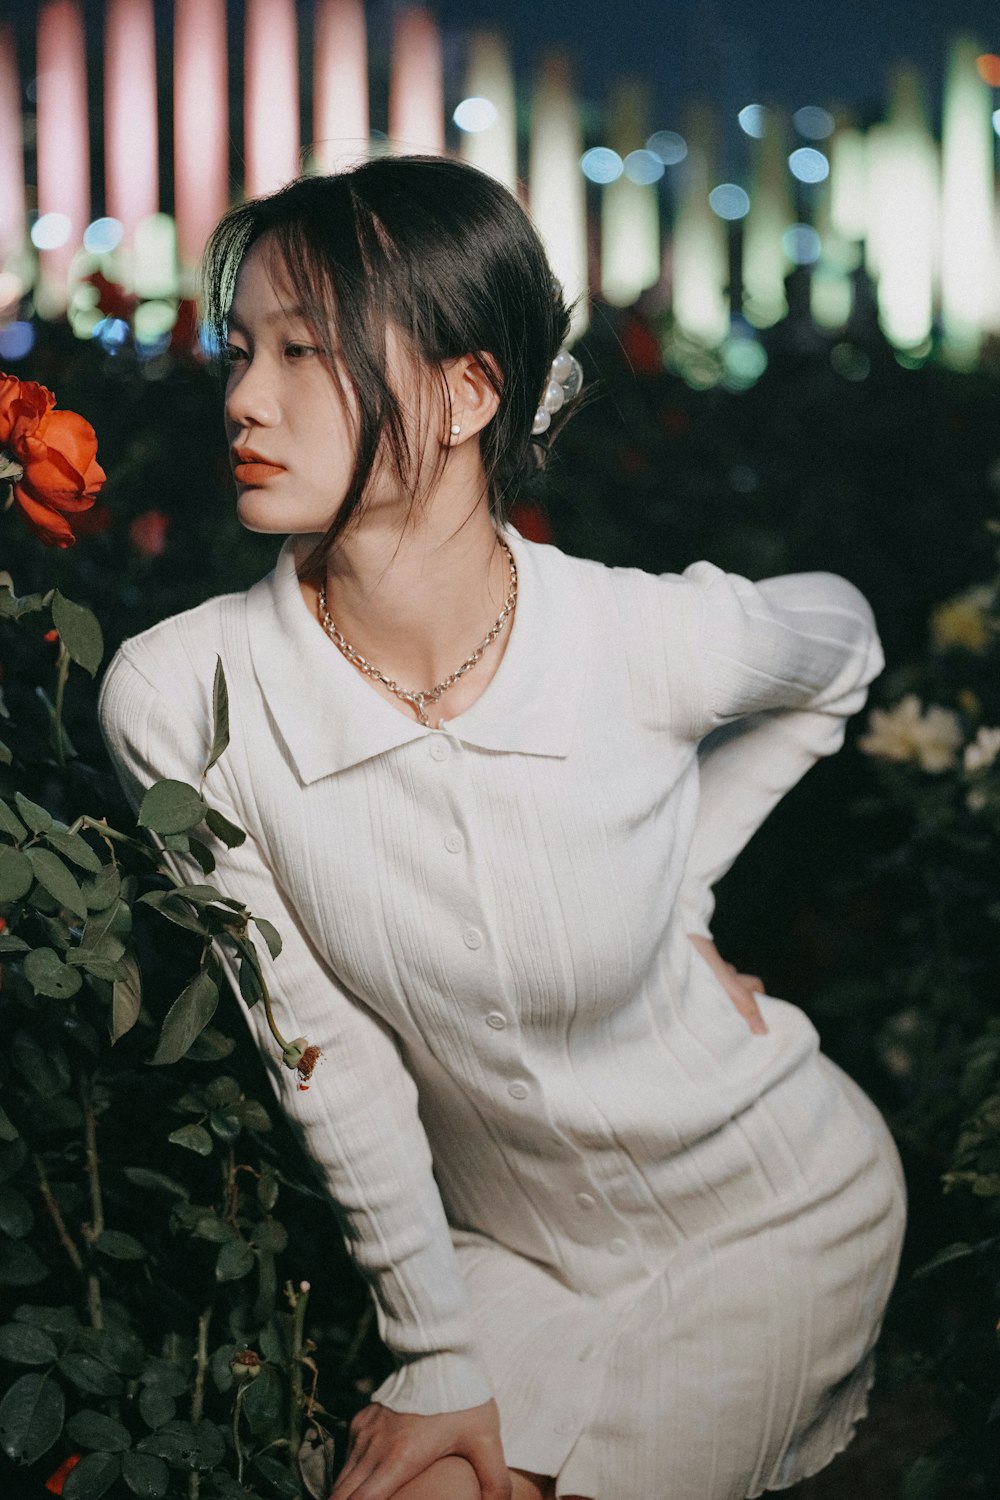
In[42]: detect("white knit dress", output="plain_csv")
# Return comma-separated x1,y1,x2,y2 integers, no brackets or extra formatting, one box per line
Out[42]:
98,524,906,1500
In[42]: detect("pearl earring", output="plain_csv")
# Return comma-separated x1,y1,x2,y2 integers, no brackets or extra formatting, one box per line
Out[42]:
450,423,462,435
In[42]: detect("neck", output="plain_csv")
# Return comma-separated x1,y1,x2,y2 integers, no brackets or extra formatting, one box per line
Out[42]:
297,501,512,691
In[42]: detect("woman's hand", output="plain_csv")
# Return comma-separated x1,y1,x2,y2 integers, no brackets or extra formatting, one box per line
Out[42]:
686,933,768,1034
329,1397,511,1500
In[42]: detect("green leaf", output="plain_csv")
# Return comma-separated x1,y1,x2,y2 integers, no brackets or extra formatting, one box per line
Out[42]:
138,1386,175,1431
82,863,122,912
209,1342,237,1394
0,933,30,953
63,1451,122,1499
23,945,84,999
215,1237,254,1282
0,1370,64,1464
123,1168,188,1198
241,1363,284,1437
81,896,131,955
51,590,104,676
208,1109,242,1144
203,1076,241,1109
140,1358,189,1397
251,1218,288,1253
137,890,209,936
66,1409,132,1452
25,848,88,919
0,1106,18,1143
137,780,208,837
204,807,246,848
191,1213,236,1244
13,1305,78,1335
0,737,9,766
170,883,227,905
0,1322,58,1364
185,837,216,874
250,1451,302,1497
44,829,103,873
14,792,52,834
0,846,33,902
150,972,219,1065
167,1124,213,1156
58,1352,125,1396
204,656,230,775
0,799,27,841
95,1230,146,1261
234,1098,272,1134
122,1450,169,1496
252,915,282,959
67,951,127,982
136,1419,225,1470
183,1027,235,1063
0,1186,34,1237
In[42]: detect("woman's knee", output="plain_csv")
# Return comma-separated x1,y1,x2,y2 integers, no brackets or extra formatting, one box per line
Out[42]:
385,1458,555,1500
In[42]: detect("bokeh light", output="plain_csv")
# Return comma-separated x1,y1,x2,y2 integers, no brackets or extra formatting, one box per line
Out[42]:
788,147,830,183
0,321,35,361
975,53,1000,86
452,96,497,133
30,212,72,250
623,149,665,185
83,217,124,254
134,300,179,345
722,335,768,391
708,184,751,220
830,342,871,381
93,316,130,352
782,224,822,264
646,130,687,165
993,108,1000,137
581,147,623,184
792,106,834,140
737,105,767,138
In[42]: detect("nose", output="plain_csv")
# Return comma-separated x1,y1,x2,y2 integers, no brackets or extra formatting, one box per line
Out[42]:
224,354,279,433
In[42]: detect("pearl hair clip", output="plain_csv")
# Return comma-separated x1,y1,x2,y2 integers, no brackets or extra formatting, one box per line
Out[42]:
531,346,584,436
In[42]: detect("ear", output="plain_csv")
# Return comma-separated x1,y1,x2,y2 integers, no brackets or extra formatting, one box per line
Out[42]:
444,352,502,443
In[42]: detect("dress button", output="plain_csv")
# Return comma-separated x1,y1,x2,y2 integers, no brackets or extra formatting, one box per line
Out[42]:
508,1081,529,1100
444,832,464,853
485,1012,507,1030
609,1237,628,1256
462,927,483,950
575,1192,596,1210
429,739,450,762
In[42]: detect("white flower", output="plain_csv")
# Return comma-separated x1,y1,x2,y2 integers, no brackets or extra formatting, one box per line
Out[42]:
963,725,1000,774
858,693,964,773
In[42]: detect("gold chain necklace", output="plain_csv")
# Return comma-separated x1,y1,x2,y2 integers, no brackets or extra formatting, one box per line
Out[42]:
317,538,518,727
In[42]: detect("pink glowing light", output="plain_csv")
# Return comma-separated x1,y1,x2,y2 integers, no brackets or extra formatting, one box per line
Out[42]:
36,0,89,306
104,0,158,241
174,0,228,266
389,9,445,155
245,0,300,196
0,25,25,259
313,0,369,173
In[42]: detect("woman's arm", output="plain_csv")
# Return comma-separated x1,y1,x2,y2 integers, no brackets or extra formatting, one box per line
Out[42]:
97,646,492,1419
668,564,885,941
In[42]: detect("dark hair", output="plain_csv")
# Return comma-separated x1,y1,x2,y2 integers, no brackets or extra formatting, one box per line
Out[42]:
202,154,585,575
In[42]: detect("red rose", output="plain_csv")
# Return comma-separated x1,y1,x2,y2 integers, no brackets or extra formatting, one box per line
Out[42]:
0,373,106,547
45,1453,82,1494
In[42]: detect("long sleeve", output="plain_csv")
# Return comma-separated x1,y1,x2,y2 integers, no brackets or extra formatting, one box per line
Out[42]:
97,646,493,1415
668,563,885,939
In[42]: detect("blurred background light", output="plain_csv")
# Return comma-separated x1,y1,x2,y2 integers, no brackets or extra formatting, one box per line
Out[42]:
453,95,497,132
737,104,767,138
93,315,130,350
646,129,687,164
30,211,72,249
782,223,822,263
581,146,623,183
623,149,665,184
0,271,23,307
83,216,124,254
0,320,35,360
708,183,751,219
788,147,830,182
975,53,1000,86
722,334,768,390
993,107,1000,136
792,105,834,139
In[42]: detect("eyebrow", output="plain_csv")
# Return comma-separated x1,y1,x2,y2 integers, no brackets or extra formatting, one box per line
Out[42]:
226,307,312,332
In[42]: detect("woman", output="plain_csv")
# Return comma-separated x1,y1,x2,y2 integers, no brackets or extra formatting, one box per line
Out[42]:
98,156,906,1500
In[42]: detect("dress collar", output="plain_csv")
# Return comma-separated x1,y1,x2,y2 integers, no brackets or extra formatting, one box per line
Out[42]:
244,523,590,782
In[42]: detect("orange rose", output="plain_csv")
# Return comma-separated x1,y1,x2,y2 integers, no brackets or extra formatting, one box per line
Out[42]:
0,372,106,547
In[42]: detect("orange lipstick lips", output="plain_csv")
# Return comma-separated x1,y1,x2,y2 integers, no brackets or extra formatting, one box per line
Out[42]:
232,448,285,485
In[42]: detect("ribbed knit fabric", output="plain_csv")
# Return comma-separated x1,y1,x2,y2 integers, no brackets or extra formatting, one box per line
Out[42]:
98,525,906,1498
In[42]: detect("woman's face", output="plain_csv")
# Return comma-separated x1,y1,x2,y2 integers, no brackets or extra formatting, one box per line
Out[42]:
223,236,428,537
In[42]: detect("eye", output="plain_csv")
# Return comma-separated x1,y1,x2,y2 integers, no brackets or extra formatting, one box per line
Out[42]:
223,343,248,365
285,342,320,359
